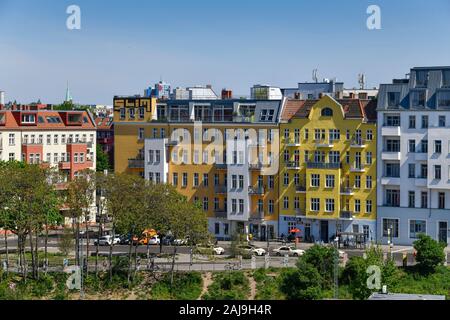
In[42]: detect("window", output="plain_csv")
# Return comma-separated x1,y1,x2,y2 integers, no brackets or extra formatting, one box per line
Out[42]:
8,134,15,146
61,135,66,144
420,140,428,153
268,176,274,189
354,175,361,188
325,175,335,188
21,114,35,123
73,153,78,163
409,115,416,129
284,129,289,140
383,219,399,238
408,164,416,178
203,173,209,187
366,152,372,165
268,200,274,214
260,109,275,122
203,197,209,211
408,140,416,153
182,173,188,187
366,130,373,141
386,189,400,207
366,176,372,189
232,175,237,189
224,223,229,236
366,200,372,213
420,164,428,179
120,108,125,119
421,191,428,208
283,197,289,210
311,198,320,212
193,173,199,187
284,173,289,186
239,175,244,189
148,172,154,182
155,150,161,163
325,199,335,212
416,70,429,87
321,108,333,116
138,128,144,140
172,173,178,186
435,165,442,180
409,220,426,239
329,129,340,142
354,199,361,213
239,199,244,213
232,199,237,213
46,153,51,163
435,140,442,154
214,223,220,235
311,174,320,187
385,139,400,152
387,92,400,107
257,199,263,212
129,108,135,119
439,115,446,127
153,128,158,138
439,192,445,209
155,173,160,183
408,191,415,208
304,150,309,162
384,115,400,126
385,163,400,177
139,107,145,119
346,152,350,164
8,153,15,161
294,129,300,144
421,115,428,128
79,153,85,163
329,151,340,164
283,150,290,162
304,129,309,140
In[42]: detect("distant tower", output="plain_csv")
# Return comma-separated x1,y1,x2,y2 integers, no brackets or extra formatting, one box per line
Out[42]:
358,74,366,90
65,81,73,102
312,69,319,83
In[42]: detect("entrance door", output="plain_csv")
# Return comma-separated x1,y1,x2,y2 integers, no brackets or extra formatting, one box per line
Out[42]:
304,223,311,242
261,225,266,241
320,221,329,243
438,222,448,244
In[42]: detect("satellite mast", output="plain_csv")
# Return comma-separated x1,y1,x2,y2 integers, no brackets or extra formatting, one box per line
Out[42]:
358,73,366,89
312,69,318,83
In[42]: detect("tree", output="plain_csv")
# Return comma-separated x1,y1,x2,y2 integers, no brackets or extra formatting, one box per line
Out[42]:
96,145,110,172
300,244,337,287
413,234,446,274
58,226,75,256
279,259,323,300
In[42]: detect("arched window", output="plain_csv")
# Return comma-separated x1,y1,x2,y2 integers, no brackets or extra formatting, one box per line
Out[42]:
321,108,333,117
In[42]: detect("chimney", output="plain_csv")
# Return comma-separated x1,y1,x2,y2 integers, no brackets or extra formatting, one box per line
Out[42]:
319,92,324,99
221,89,232,100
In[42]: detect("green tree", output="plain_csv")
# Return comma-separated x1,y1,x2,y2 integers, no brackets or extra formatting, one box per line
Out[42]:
96,145,110,172
413,234,446,274
279,259,323,300
301,244,337,287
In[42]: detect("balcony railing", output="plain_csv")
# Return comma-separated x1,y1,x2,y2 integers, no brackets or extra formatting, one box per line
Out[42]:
214,163,227,170
306,162,341,169
128,159,145,168
214,210,227,219
214,185,227,194
350,139,366,147
286,161,301,169
249,162,264,170
250,211,264,220
296,185,306,192
340,186,354,194
248,186,265,195
314,139,333,147
340,211,354,219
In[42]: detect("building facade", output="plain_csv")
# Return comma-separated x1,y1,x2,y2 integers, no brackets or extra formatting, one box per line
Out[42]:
95,117,114,169
377,66,450,245
114,94,283,240
279,95,377,243
0,109,97,221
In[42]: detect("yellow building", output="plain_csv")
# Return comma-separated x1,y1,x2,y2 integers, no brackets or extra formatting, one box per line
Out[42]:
279,95,377,243
114,95,282,240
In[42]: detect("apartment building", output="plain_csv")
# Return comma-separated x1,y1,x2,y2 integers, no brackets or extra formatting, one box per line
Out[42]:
95,117,114,169
377,66,450,245
0,109,97,221
114,91,283,240
279,95,377,243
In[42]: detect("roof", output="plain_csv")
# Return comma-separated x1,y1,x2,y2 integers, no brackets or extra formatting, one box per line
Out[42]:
280,100,306,121
95,117,113,129
369,293,446,300
0,110,96,130
288,97,377,122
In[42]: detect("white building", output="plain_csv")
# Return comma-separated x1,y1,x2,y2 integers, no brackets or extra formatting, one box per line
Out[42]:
377,66,450,245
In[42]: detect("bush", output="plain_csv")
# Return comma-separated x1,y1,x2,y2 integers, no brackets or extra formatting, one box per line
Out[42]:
253,269,285,300
279,260,323,300
300,245,338,288
413,234,446,274
203,272,250,300
152,272,203,300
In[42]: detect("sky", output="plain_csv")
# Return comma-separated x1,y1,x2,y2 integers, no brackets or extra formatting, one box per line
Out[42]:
0,0,449,105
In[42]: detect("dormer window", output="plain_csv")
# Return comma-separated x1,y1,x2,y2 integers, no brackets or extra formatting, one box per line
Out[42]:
387,92,400,107
321,108,333,117
411,90,426,108
415,70,429,87
442,70,450,88
22,114,36,124
260,109,275,122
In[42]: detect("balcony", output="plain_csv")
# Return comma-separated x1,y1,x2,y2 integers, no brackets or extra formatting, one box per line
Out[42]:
165,140,179,147
350,139,367,148
306,162,341,169
248,186,265,195
414,152,428,161
296,185,306,193
381,177,401,186
285,139,301,147
286,161,301,170
214,163,227,170
214,185,227,194
214,210,227,219
381,126,401,136
22,141,43,146
350,165,366,173
249,162,264,171
340,186,354,195
340,211,354,220
59,162,71,170
381,151,401,161
415,177,427,187
295,209,306,217
250,211,264,221
128,159,145,169
314,139,334,148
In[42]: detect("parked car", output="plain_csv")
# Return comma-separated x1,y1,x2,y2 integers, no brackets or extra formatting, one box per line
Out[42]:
139,235,160,245
273,246,305,257
93,235,120,246
238,245,266,256
195,245,225,255
173,237,189,246
213,246,225,255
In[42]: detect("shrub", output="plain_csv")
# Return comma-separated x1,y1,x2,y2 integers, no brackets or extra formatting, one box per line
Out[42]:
253,269,285,300
299,245,338,288
279,260,323,300
152,272,203,300
203,272,250,300
413,234,446,274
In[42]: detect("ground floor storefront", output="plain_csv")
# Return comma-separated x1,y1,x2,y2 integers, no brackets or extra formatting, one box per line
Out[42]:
208,218,278,241
377,207,450,246
279,215,376,244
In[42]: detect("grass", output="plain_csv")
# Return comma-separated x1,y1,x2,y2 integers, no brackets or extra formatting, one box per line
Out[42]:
151,272,203,300
203,271,250,300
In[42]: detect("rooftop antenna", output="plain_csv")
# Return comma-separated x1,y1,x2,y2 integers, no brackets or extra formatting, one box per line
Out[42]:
358,73,366,90
312,69,319,83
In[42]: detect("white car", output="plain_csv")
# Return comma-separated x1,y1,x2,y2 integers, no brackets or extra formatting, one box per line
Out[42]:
238,245,266,256
173,238,189,245
273,246,305,257
94,235,120,246
148,235,160,245
213,246,225,255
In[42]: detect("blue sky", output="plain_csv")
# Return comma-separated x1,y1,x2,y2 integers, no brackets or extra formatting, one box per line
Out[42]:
0,0,449,105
